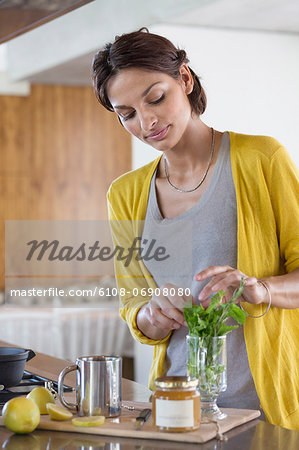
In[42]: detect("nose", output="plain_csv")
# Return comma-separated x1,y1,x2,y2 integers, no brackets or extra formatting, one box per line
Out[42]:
138,109,158,133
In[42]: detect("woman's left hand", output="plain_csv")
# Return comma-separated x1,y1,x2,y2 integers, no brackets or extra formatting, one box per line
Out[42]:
195,265,269,306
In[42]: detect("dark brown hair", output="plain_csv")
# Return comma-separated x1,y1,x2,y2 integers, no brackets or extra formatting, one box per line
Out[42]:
92,28,207,116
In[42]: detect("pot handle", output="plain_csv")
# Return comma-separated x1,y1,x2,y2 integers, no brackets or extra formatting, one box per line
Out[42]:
25,349,36,361
58,365,78,412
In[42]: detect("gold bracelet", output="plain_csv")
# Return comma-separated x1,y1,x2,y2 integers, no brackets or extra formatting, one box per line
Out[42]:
240,280,271,318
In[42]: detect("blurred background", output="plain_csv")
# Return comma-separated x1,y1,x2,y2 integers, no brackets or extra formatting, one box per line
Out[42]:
0,0,298,385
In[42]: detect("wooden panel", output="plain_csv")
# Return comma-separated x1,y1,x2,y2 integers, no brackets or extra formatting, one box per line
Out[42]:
0,85,131,288
0,95,31,175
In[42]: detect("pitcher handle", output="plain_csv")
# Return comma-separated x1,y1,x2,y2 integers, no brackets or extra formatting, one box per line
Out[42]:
58,365,78,412
25,349,36,361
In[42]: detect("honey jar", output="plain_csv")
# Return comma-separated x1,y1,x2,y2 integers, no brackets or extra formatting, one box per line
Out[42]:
152,376,200,432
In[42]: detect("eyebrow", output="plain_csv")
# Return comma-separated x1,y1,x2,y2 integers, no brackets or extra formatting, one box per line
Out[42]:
114,82,162,110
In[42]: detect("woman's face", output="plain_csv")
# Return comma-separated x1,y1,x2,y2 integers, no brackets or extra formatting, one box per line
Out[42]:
106,66,193,152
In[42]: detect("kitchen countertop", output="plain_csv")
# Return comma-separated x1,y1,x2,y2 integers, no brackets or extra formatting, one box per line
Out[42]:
0,341,299,449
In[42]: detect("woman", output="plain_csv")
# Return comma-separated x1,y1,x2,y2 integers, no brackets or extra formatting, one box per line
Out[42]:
92,28,299,430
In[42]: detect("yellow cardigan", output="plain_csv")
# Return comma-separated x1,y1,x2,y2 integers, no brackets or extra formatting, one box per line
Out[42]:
107,131,299,430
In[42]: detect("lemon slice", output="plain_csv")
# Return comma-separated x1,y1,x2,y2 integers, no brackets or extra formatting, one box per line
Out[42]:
46,403,73,421
72,416,105,427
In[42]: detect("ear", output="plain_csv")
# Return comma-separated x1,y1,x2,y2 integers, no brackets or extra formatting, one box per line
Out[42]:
179,64,194,95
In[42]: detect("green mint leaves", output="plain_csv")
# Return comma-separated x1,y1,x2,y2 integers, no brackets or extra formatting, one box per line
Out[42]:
184,277,247,338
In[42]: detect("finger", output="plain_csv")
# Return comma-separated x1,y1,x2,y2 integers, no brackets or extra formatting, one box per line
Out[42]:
160,284,189,311
151,287,175,308
149,298,186,326
211,274,258,303
210,272,247,293
200,298,211,309
195,265,233,281
151,285,190,326
148,306,181,330
198,271,244,301
223,286,236,303
182,294,194,307
198,272,233,298
163,307,186,326
211,275,258,295
244,276,258,287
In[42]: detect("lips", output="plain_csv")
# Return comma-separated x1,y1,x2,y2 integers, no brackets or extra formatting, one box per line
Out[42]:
146,126,169,141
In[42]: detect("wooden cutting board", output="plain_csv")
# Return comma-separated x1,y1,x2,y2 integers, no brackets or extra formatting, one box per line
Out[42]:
0,400,260,444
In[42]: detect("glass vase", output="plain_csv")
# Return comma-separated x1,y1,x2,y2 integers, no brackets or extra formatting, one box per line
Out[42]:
186,335,227,420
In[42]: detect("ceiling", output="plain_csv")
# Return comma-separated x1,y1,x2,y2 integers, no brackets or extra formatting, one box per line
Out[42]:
167,0,299,34
2,0,299,87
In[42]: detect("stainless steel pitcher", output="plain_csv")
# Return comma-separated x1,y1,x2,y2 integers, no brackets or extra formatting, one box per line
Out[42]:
58,355,122,417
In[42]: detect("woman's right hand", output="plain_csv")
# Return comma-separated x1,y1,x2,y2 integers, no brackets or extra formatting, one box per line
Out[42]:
136,283,192,340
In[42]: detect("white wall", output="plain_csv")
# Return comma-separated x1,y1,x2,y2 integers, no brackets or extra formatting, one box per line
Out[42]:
133,23,299,385
133,23,299,170
0,44,30,95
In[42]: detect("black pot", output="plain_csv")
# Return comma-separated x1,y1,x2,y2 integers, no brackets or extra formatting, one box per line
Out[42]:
0,347,36,388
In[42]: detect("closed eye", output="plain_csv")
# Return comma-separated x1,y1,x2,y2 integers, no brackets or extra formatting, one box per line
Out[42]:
150,94,165,105
120,94,165,121
121,111,135,121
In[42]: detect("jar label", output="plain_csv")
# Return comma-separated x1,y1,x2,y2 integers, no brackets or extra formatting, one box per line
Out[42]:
155,399,194,428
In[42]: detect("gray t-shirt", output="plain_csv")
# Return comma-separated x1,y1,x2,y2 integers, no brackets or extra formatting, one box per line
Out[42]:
142,132,264,416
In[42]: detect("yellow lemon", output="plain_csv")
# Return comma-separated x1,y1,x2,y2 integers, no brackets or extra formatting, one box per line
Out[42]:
72,416,105,427
2,396,40,434
27,386,55,414
46,403,73,421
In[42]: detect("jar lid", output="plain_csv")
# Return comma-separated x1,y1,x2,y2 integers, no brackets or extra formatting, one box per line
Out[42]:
154,376,198,389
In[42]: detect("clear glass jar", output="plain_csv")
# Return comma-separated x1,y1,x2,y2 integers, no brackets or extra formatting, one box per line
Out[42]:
152,376,200,432
186,335,227,420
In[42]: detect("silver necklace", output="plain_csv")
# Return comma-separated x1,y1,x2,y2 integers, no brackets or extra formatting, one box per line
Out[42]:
163,127,215,193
